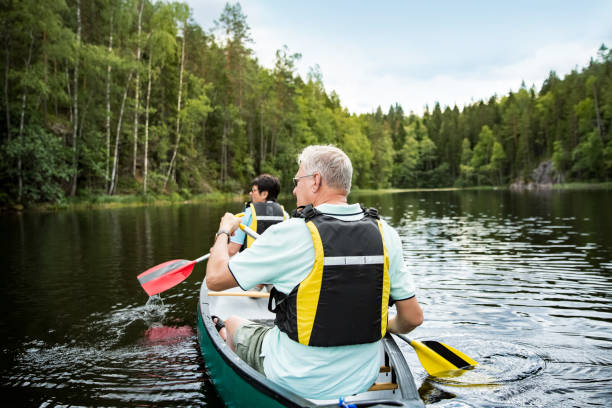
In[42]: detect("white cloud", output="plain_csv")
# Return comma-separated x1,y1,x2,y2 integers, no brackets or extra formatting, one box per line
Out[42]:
248,16,602,115
492,41,596,84
300,41,601,115
187,1,609,116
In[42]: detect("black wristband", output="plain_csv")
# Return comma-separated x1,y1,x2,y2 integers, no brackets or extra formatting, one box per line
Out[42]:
215,229,230,243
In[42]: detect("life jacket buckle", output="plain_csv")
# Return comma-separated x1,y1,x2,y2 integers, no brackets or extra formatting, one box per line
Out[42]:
291,205,306,218
361,206,379,219
268,286,286,313
299,204,321,221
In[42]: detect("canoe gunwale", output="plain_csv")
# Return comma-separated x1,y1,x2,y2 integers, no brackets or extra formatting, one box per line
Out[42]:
199,287,313,407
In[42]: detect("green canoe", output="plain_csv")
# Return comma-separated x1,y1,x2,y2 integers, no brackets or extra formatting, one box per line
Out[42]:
197,285,425,408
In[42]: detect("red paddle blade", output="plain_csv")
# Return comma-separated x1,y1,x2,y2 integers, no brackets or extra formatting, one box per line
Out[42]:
137,259,196,296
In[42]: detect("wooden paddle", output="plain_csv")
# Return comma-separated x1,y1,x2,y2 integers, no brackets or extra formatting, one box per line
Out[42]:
137,223,260,296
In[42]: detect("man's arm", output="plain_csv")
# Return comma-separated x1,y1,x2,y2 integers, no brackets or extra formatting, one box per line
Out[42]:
206,213,241,291
387,297,424,334
228,242,241,257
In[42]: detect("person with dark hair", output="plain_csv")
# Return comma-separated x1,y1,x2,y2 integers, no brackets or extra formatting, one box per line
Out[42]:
227,174,289,257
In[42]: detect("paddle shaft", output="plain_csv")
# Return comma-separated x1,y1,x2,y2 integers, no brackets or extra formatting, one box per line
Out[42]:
394,333,415,346
239,223,260,239
193,223,260,265
137,222,261,296
208,290,270,298
195,253,211,263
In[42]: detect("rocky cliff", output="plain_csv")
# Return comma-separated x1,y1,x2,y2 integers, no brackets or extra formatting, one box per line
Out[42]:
510,160,563,191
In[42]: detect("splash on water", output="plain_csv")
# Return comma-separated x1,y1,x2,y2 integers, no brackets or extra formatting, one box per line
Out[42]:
4,293,202,406
416,339,549,406
143,294,169,324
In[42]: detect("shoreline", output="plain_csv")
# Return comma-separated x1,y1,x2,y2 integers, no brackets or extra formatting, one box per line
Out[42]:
11,192,247,213
7,181,612,213
351,182,612,195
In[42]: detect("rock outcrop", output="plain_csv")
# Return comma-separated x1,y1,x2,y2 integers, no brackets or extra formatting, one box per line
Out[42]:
510,160,563,191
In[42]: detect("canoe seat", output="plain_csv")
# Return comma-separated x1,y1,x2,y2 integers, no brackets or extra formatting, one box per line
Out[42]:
379,366,390,373
367,382,398,391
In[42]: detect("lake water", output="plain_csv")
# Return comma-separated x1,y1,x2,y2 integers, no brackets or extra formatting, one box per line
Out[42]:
1,189,611,407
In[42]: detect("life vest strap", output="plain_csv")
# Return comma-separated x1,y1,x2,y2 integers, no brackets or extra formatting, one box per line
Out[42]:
295,203,380,221
323,255,385,266
255,215,285,221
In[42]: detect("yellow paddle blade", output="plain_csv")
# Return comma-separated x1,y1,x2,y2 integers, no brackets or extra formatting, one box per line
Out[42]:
410,338,478,376
436,341,478,366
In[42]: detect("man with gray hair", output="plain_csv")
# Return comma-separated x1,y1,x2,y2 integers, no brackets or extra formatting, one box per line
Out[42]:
206,144,423,399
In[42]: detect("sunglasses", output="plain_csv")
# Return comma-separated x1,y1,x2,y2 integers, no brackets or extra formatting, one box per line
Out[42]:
292,174,315,187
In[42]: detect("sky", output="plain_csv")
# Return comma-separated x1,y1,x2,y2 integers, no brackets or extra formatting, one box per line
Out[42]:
186,0,612,115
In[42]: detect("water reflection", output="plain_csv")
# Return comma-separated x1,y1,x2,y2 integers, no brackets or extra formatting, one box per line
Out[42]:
347,190,612,407
1,191,611,407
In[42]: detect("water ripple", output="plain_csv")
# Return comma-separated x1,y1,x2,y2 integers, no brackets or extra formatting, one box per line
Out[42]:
2,190,611,407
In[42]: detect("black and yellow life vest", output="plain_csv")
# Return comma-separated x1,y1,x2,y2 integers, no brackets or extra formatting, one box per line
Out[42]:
269,205,390,347
241,201,287,251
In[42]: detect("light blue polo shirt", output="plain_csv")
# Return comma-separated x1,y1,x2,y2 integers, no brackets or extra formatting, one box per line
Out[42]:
230,202,289,246
228,203,416,400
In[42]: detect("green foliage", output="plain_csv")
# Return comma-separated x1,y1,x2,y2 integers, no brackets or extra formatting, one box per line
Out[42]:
552,140,571,174
574,97,595,134
1,1,611,207
457,164,475,187
471,125,494,166
392,131,419,186
604,140,612,177
390,117,447,187
572,130,603,178
460,138,472,165
461,125,507,185
488,141,507,184
366,109,394,188
336,113,373,188
1,126,71,204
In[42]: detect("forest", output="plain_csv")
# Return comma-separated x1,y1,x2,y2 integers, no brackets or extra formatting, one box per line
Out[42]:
2,0,612,206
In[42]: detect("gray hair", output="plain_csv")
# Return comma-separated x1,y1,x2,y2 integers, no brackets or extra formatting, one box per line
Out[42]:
297,145,353,193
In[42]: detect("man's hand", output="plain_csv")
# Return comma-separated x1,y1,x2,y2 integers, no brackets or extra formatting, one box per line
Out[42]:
219,212,241,235
206,213,240,291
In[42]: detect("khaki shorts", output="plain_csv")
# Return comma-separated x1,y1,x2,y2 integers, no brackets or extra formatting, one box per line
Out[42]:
233,323,272,375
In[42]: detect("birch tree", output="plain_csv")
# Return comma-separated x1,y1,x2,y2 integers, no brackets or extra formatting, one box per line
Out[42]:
132,0,144,177
105,13,113,191
143,46,152,194
17,31,34,202
69,0,81,196
163,4,188,190
143,2,176,193
108,71,133,195
2,18,11,139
